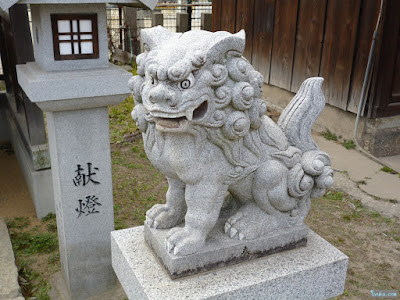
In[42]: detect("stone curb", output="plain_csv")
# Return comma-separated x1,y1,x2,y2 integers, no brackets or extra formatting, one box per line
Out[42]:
0,217,23,300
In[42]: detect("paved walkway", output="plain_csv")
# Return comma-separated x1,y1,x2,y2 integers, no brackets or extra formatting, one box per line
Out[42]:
315,134,400,218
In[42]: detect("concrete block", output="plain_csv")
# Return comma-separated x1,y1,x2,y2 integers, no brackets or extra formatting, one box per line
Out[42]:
0,217,23,299
144,220,308,278
112,226,348,300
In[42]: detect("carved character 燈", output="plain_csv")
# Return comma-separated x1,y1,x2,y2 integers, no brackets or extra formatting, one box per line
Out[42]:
129,26,333,256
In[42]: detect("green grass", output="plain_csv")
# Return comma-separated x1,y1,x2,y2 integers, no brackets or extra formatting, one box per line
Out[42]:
380,166,398,174
342,139,356,150
322,130,338,141
7,213,60,299
324,190,343,201
6,216,31,229
109,96,138,144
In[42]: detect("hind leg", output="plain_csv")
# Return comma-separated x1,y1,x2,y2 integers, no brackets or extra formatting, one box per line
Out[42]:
253,160,297,213
225,160,295,240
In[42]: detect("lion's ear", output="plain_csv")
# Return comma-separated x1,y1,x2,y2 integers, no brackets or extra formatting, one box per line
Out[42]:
206,30,246,64
141,25,180,50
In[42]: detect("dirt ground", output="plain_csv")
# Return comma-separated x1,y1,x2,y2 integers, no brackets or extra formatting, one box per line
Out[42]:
0,143,36,218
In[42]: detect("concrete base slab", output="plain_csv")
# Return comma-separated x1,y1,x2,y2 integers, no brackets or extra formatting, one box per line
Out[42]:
112,226,348,300
144,221,308,278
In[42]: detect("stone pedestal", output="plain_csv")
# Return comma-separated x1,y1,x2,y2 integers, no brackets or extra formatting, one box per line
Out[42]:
112,226,348,300
144,220,308,279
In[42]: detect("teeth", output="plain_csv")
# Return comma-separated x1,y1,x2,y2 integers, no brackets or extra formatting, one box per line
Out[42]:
185,108,194,121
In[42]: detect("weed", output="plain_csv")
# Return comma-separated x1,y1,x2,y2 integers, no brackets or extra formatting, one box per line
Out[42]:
132,208,146,223
6,216,31,229
343,214,351,221
10,231,58,254
369,211,381,218
18,265,51,300
48,253,60,264
324,190,343,201
342,139,356,150
47,223,57,233
29,233,59,254
322,130,338,141
114,218,127,230
41,212,56,222
380,166,397,174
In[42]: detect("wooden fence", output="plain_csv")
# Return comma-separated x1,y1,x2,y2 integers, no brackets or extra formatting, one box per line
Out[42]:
212,0,400,118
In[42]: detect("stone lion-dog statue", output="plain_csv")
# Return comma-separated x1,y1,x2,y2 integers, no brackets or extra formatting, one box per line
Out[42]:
129,26,333,256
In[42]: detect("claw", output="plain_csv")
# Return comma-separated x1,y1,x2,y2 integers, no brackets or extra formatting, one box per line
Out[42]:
238,233,245,240
173,246,180,256
229,227,237,238
153,221,159,228
166,241,174,253
224,222,231,233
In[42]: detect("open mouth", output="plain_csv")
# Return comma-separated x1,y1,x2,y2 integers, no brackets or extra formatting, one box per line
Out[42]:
153,100,208,129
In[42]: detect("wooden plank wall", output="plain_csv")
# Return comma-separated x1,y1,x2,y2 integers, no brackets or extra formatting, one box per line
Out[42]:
251,0,275,81
212,0,381,115
319,0,361,110
235,0,255,61
269,0,298,90
290,0,326,92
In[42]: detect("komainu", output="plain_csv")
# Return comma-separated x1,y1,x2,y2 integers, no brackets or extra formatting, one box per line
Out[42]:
129,26,333,256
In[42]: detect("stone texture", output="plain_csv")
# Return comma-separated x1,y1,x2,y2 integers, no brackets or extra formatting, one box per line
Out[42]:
0,217,23,299
46,107,116,299
130,27,333,258
144,218,308,278
112,226,348,300
16,62,132,105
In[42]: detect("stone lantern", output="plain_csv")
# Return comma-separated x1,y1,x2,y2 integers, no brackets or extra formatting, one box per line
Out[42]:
0,0,156,299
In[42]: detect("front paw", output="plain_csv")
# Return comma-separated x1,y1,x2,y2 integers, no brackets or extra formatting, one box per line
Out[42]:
146,204,185,229
165,227,205,256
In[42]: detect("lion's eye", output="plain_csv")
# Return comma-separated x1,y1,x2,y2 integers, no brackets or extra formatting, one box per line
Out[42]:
180,80,191,89
151,77,155,85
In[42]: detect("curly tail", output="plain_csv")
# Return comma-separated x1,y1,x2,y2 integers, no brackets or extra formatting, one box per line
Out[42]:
278,77,325,152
